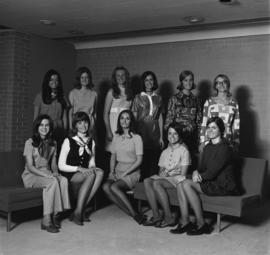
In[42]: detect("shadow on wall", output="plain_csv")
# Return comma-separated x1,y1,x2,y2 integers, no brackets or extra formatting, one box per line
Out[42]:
197,79,212,107
96,79,111,150
159,80,175,114
131,75,142,96
235,85,261,157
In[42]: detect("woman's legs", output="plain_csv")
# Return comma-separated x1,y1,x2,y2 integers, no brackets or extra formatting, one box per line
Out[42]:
153,179,174,223
110,180,137,217
71,173,95,219
143,178,161,220
176,182,190,225
182,179,204,227
85,169,104,206
102,180,131,216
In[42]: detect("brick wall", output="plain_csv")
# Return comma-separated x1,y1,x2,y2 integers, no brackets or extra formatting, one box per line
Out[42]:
0,31,30,151
76,35,270,162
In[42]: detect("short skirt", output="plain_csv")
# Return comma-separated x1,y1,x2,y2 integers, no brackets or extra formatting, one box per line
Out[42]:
109,162,140,189
150,174,186,187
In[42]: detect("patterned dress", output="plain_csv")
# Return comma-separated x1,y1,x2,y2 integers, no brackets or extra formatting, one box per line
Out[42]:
165,91,202,154
200,97,240,149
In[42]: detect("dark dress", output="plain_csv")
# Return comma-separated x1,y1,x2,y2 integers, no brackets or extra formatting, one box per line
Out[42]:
199,139,238,196
59,137,92,181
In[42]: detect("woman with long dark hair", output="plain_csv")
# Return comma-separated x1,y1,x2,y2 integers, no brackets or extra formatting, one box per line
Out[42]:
22,115,70,233
132,71,164,179
34,69,68,150
103,110,144,224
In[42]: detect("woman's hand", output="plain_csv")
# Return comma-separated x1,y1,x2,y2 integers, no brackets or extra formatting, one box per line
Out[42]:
78,167,94,175
192,170,202,183
159,137,165,149
198,143,205,153
106,131,113,142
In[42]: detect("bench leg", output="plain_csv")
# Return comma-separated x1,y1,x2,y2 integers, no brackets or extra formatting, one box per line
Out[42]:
216,213,221,233
7,212,11,232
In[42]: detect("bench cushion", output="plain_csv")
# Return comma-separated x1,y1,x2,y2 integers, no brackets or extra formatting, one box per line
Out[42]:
0,187,43,212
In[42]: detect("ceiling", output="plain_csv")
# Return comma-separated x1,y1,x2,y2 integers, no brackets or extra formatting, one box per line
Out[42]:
0,0,269,41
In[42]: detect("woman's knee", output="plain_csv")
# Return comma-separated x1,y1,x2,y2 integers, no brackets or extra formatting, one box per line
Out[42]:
102,182,112,193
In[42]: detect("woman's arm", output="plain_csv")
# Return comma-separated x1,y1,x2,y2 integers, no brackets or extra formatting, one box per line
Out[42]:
103,89,114,141
62,109,68,130
158,113,164,148
88,140,96,169
68,92,74,130
58,138,78,172
164,97,175,130
33,106,40,121
109,153,117,179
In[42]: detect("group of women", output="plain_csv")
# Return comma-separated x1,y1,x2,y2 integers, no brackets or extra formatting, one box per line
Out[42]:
21,65,240,235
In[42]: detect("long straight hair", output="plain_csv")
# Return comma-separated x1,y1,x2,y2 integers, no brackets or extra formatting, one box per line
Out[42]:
115,109,137,137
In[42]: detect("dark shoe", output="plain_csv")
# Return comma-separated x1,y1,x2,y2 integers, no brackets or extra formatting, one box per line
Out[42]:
187,223,212,235
170,222,195,234
41,223,59,233
83,211,91,222
52,215,61,229
143,217,162,227
70,213,84,226
133,214,145,225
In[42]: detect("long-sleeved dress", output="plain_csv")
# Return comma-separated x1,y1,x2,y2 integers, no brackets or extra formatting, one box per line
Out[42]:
200,97,240,149
132,92,163,178
198,139,239,196
21,138,70,215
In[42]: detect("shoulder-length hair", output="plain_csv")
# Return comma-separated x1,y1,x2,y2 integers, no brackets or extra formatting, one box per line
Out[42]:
32,114,55,155
115,109,136,137
167,122,185,144
74,66,94,89
141,71,158,92
206,116,225,137
213,74,232,97
177,70,196,90
111,66,133,100
71,111,90,136
42,69,67,108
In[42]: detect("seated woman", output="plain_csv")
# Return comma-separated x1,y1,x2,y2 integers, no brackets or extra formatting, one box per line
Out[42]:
58,111,104,225
143,122,191,228
171,116,239,235
22,114,70,233
102,109,144,224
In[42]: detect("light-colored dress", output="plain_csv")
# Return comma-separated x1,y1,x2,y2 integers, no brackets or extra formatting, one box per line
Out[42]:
109,133,143,189
200,97,240,148
69,88,97,132
151,143,191,187
21,138,70,215
105,93,132,152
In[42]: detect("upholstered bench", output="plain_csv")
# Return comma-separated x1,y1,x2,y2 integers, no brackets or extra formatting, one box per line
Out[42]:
0,151,43,231
134,157,267,232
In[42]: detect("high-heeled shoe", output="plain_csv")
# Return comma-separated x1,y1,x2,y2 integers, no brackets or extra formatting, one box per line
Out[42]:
170,222,195,234
41,223,59,233
52,214,61,229
69,213,84,226
143,217,163,227
133,214,145,225
186,223,212,235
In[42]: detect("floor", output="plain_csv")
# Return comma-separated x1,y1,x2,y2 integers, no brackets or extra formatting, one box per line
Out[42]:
0,201,270,255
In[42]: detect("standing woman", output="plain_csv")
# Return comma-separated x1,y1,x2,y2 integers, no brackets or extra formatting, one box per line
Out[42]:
103,110,144,224
22,114,70,233
132,71,164,179
200,74,240,152
58,112,104,225
165,70,202,168
34,69,68,151
69,67,97,136
103,66,133,154
171,117,239,235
